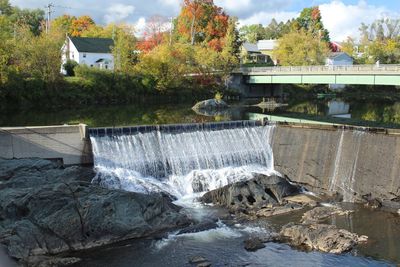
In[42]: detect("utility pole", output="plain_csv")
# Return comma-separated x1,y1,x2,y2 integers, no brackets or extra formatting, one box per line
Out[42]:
46,3,54,34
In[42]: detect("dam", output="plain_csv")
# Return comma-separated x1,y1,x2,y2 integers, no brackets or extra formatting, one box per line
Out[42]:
1,121,400,203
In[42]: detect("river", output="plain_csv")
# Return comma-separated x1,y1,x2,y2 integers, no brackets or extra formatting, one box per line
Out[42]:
1,98,400,128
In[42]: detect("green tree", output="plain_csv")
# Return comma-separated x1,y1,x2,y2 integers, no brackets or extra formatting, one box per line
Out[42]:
239,24,266,43
295,6,330,42
9,8,45,35
273,29,329,66
0,0,12,15
112,24,137,73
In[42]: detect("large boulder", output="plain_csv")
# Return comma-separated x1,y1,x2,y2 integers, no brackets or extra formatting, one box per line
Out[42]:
200,174,301,214
192,99,228,111
0,158,190,266
280,223,367,254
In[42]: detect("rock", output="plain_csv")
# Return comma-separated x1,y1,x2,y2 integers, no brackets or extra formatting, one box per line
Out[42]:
284,194,320,207
197,262,212,267
189,256,208,264
301,206,353,224
0,159,190,265
280,223,366,254
244,237,266,252
255,203,304,218
192,99,228,111
189,255,211,266
25,256,81,267
362,194,382,209
177,221,218,235
201,173,301,214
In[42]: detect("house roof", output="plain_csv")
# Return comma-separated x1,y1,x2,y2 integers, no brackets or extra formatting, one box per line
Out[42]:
243,42,260,53
328,52,352,60
257,40,277,51
69,37,114,53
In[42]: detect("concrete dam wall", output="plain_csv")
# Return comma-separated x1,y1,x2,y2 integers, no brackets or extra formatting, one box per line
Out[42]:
272,125,400,203
1,121,399,203
0,124,92,165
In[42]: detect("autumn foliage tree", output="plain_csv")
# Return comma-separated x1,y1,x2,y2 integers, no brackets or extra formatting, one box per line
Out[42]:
137,15,169,53
176,0,229,51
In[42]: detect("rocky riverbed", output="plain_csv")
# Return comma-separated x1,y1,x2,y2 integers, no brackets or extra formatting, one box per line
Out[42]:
1,159,399,266
0,159,190,266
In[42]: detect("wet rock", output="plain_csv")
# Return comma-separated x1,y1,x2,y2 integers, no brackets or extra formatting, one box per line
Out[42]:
301,206,353,224
192,99,228,111
280,223,366,254
177,221,218,235
201,174,301,214
25,256,81,267
189,256,208,264
362,194,382,209
244,237,266,252
284,194,320,207
0,158,190,265
189,255,211,266
255,203,304,218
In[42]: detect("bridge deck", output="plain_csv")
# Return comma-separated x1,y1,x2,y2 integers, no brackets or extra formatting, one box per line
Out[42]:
235,65,400,86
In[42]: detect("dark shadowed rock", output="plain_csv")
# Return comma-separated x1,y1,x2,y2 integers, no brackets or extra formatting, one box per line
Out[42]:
0,158,190,265
201,173,301,214
244,237,266,252
280,223,367,254
177,221,218,235
362,194,382,209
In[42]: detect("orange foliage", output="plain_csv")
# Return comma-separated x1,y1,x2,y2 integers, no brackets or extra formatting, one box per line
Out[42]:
176,0,229,50
137,32,166,53
70,16,95,37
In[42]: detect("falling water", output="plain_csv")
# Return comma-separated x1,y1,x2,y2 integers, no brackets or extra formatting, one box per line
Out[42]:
329,130,365,202
90,125,276,198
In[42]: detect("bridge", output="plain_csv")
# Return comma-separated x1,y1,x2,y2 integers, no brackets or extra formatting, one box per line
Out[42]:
234,64,400,86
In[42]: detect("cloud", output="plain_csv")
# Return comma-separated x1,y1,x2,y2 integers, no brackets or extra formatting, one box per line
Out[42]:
104,3,135,24
239,11,298,26
320,0,399,41
215,0,252,12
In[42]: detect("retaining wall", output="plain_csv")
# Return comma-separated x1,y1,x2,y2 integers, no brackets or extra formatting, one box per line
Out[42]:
0,124,92,165
272,125,400,202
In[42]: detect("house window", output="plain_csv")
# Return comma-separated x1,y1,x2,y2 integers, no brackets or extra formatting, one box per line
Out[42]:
83,53,87,58
71,52,74,59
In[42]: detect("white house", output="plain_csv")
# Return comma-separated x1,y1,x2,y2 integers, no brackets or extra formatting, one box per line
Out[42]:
61,36,114,73
325,52,354,90
325,52,353,66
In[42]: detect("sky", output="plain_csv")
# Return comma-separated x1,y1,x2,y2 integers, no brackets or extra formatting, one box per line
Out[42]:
9,0,400,41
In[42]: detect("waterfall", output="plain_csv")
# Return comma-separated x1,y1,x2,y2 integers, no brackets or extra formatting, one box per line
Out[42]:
329,130,365,202
90,125,276,198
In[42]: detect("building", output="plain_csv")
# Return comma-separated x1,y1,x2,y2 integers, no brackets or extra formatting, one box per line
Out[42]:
325,52,354,90
61,36,114,73
325,52,353,66
241,39,277,65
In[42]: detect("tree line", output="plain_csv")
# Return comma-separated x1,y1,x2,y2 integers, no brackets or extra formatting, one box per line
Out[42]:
0,0,240,110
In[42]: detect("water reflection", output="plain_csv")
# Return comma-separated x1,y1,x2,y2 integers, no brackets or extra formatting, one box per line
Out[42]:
1,99,400,128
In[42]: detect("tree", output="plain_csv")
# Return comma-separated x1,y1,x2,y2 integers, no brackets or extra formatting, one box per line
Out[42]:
52,14,76,34
137,15,169,52
239,24,266,43
70,15,95,37
273,29,329,66
176,0,229,50
0,0,12,15
63,59,78,76
295,6,330,42
135,43,193,91
9,7,45,35
112,24,137,73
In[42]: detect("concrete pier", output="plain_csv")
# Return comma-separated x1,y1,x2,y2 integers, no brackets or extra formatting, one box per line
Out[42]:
0,124,92,165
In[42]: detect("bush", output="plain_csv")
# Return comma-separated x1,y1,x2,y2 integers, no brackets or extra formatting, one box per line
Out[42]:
63,60,78,76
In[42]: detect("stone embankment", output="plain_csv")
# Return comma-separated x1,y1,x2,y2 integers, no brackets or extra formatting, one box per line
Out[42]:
0,158,190,266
